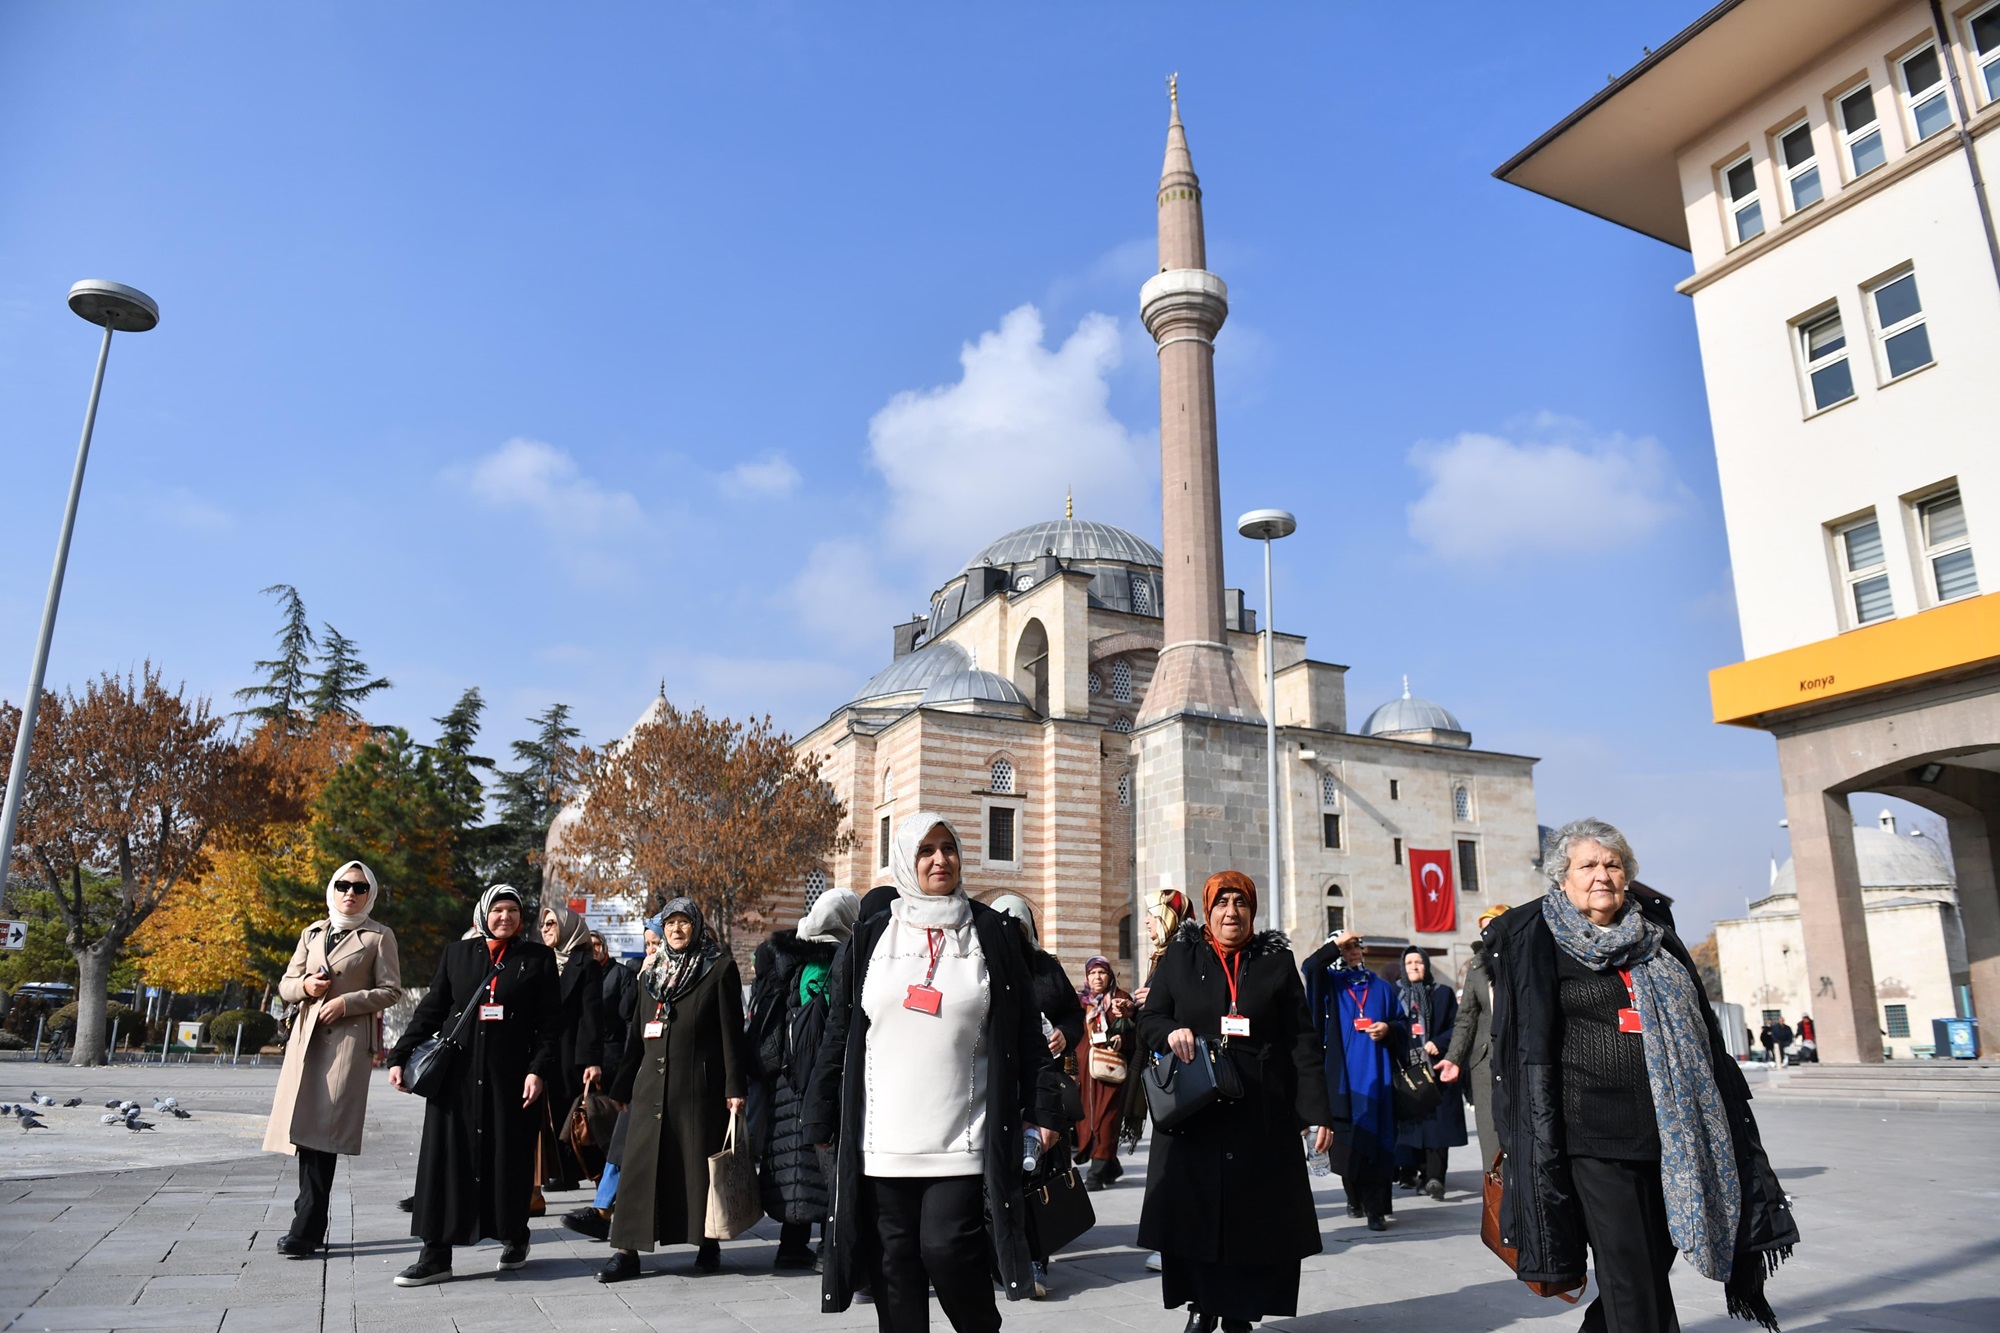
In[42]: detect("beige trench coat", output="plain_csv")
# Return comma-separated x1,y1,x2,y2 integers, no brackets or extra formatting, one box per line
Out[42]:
262,920,402,1156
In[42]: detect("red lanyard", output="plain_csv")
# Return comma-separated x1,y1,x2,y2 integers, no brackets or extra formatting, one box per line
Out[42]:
1346,977,1373,1014
1617,969,1637,1007
487,942,509,1002
923,928,945,988
1210,940,1244,1015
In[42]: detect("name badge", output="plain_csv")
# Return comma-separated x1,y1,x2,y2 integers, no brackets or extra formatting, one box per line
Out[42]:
1353,1017,1373,1031
1618,1008,1643,1034
1412,1021,1425,1036
1090,1027,1110,1045
1221,1013,1251,1038
644,1020,665,1039
904,984,942,1016
479,1004,504,1021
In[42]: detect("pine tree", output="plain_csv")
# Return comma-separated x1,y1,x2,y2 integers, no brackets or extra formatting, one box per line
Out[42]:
429,687,494,901
485,703,582,895
233,584,316,726
306,625,392,720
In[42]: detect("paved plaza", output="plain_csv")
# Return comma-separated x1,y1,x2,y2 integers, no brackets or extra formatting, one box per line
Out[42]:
0,1062,1994,1333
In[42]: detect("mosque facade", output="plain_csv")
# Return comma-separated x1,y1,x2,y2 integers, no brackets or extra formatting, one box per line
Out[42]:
786,91,1545,982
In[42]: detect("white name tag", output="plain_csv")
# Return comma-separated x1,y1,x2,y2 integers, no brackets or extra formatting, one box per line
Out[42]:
644,1020,665,1039
479,1004,504,1021
1221,1014,1251,1038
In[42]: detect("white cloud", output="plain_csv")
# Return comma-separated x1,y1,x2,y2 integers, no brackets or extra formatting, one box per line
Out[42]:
867,304,1156,569
459,437,642,535
718,454,802,499
788,537,910,655
1406,424,1683,564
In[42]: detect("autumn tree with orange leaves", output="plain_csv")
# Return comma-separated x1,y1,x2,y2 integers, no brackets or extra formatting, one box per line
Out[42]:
552,698,850,949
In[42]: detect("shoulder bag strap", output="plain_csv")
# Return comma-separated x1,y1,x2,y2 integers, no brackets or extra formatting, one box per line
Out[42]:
440,957,504,1048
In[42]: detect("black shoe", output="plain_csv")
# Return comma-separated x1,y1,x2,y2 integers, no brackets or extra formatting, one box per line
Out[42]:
274,1234,320,1258
1346,1203,1364,1218
773,1245,816,1271
497,1242,528,1271
1424,1178,1445,1200
597,1250,641,1284
560,1207,611,1242
1221,1322,1250,1333
694,1239,722,1273
1366,1214,1388,1232
397,1195,415,1213
393,1258,452,1287
1184,1311,1217,1333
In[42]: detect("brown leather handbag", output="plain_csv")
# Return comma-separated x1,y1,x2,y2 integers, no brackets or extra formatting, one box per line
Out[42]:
1481,1150,1585,1303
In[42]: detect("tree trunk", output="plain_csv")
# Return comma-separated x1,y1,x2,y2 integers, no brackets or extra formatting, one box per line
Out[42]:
73,942,116,1066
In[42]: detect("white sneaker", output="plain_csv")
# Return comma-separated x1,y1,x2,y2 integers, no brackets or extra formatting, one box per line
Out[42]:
1145,1251,1162,1273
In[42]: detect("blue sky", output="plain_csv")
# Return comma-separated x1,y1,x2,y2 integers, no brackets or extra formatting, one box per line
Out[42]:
0,2,1941,941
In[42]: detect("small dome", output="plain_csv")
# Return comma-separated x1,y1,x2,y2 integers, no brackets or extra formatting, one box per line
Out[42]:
920,669,1033,709
1361,677,1464,739
961,519,1162,573
1770,825,1957,897
849,641,972,705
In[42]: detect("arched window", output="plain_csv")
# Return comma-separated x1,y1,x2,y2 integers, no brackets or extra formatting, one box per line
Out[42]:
1088,671,1102,695
990,757,1015,794
1014,620,1050,715
1118,914,1133,960
1116,772,1131,807
883,766,894,802
1111,659,1133,701
1110,715,1134,734
1130,574,1154,616
1453,785,1472,821
1320,773,1338,807
1325,884,1345,937
805,868,829,909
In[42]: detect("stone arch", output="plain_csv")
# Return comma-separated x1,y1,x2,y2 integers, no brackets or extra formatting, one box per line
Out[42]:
1014,618,1050,715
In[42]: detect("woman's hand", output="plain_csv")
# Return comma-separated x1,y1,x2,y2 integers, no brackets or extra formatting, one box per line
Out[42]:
1108,1035,1123,1053
1030,1124,1059,1152
1110,996,1132,1018
1424,1040,1440,1057
1048,1029,1068,1056
1312,1125,1333,1155
726,1097,746,1115
1132,986,1150,1007
1167,1027,1197,1062
1366,1021,1389,1043
581,1065,602,1091
315,994,348,1025
1436,1059,1461,1083
523,1073,544,1107
302,973,331,999
388,1065,407,1093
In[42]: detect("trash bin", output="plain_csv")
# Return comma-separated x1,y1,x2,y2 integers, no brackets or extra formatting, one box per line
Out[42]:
1931,1017,1980,1060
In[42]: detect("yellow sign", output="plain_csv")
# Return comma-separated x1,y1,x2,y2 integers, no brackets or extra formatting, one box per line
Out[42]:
1710,590,2000,726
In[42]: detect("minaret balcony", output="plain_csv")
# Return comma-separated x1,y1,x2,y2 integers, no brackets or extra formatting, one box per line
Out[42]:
1140,268,1229,343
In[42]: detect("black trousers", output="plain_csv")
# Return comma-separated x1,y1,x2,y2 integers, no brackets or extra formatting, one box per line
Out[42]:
1340,1174,1392,1218
1572,1155,1681,1333
868,1175,999,1333
1415,1147,1447,1185
290,1147,339,1244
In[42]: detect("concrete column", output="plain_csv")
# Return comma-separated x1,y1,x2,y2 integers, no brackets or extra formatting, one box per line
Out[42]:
1783,786,1884,1062
1943,802,2000,1026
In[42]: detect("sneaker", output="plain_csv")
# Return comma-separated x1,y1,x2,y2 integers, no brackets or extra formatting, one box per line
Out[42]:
393,1258,452,1287
1144,1251,1163,1273
597,1250,641,1284
497,1242,529,1271
1424,1178,1445,1200
1031,1260,1048,1299
853,1287,875,1304
560,1207,610,1242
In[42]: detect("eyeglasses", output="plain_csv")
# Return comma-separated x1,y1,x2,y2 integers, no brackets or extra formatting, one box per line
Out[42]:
333,882,369,895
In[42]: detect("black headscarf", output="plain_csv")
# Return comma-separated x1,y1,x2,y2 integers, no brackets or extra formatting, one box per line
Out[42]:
1397,945,1435,1021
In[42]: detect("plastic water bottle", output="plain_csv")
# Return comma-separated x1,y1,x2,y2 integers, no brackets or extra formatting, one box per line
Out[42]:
1307,1132,1331,1177
1022,1127,1043,1174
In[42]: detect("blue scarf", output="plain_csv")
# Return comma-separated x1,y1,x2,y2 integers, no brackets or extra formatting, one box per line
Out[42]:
1541,889,1739,1282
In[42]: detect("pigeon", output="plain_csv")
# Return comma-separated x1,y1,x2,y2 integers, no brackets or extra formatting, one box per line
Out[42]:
124,1117,155,1132
103,1099,122,1108
30,1092,55,1106
153,1096,180,1111
166,1107,192,1120
62,1098,83,1107
20,1113,48,1130
100,1113,126,1125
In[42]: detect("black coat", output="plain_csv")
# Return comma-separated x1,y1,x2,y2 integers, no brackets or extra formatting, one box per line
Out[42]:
1395,978,1468,1150
1442,949,1497,1156
1488,895,1798,1302
389,936,562,1247
607,954,748,1251
1135,924,1333,1265
599,959,640,1073
803,901,1067,1312
751,929,837,1225
1023,944,1086,1055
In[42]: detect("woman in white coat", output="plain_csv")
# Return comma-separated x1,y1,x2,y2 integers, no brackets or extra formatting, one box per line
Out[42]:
264,861,403,1257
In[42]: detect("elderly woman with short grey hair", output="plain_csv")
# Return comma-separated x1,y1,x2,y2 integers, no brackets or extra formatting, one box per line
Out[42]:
1487,818,1796,1331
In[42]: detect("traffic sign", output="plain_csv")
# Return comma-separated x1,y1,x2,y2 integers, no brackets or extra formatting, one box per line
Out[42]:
0,920,25,950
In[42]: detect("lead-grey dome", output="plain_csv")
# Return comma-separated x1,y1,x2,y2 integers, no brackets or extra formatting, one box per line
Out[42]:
849,641,972,705
920,669,1033,709
961,519,1162,573
1770,822,1956,897
1361,679,1464,739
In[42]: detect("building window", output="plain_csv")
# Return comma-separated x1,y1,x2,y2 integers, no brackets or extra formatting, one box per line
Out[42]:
1457,839,1481,894
1836,515,1895,626
1799,307,1854,411
878,815,891,869
1777,119,1822,211
1392,837,1404,866
804,867,829,908
1321,773,1339,807
1918,489,1979,602
1868,269,1933,381
1389,778,1401,801
1899,45,1953,142
1111,659,1133,701
1322,813,1342,850
1973,3,2000,103
988,805,1016,863
1118,914,1133,960
990,757,1015,794
1837,83,1885,178
1117,772,1131,808
1885,1004,1911,1039
882,766,894,802
1325,885,1345,937
1088,671,1101,695
1761,1008,1785,1028
1453,785,1472,822
1110,715,1134,733
1723,154,1764,244
1130,574,1154,616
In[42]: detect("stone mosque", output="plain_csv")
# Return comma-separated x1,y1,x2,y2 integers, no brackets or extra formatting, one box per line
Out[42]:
785,87,1546,983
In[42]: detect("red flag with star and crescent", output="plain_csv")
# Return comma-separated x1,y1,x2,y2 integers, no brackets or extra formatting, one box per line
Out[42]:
1409,849,1456,933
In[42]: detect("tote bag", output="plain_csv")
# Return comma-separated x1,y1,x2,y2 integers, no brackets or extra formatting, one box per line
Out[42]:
704,1109,761,1240
1481,1150,1585,1303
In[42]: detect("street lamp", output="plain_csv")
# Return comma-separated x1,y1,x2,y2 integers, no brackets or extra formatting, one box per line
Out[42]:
0,280,160,895
1236,507,1296,929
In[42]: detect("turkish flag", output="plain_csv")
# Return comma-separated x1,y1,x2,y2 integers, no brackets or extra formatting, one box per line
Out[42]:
1409,850,1456,934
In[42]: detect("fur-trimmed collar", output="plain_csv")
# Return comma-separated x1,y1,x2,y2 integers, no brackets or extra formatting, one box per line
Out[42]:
1173,918,1291,959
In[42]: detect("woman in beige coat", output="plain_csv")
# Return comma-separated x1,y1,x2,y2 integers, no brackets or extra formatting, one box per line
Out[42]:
265,861,402,1257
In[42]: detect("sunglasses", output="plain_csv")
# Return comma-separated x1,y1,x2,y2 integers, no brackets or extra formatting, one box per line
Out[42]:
333,881,370,895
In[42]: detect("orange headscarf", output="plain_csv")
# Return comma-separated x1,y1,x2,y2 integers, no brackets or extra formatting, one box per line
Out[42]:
1201,870,1258,922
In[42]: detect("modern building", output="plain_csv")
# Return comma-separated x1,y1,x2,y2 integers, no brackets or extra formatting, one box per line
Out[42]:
1716,809,1971,1057
1499,0,2000,1061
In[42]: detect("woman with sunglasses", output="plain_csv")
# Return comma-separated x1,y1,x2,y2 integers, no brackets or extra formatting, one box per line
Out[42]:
264,862,403,1258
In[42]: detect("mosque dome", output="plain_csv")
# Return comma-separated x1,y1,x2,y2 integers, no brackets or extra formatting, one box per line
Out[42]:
919,669,1035,713
1770,815,1957,898
848,640,972,706
961,519,1162,573
1360,677,1470,747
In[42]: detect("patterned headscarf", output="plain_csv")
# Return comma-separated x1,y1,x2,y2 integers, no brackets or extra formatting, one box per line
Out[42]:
1146,889,1190,963
641,896,721,1003
1078,955,1124,1022
541,899,591,970
475,884,525,940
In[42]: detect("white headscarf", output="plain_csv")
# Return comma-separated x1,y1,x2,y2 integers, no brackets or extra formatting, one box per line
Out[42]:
890,810,970,928
324,861,379,930
798,887,862,944
475,884,526,940
988,892,1037,947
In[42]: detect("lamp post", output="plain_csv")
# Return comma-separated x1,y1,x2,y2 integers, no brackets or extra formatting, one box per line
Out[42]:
0,281,159,896
1236,508,1297,929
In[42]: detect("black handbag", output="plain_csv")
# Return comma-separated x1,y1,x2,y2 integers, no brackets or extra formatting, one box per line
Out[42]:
1142,1038,1241,1133
404,961,496,1101
1024,1163,1096,1253
1392,1055,1443,1121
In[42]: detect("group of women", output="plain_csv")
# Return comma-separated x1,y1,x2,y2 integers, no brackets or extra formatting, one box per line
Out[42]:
262,811,1799,1333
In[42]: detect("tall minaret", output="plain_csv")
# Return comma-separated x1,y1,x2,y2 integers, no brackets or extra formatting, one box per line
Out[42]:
1135,77,1257,726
